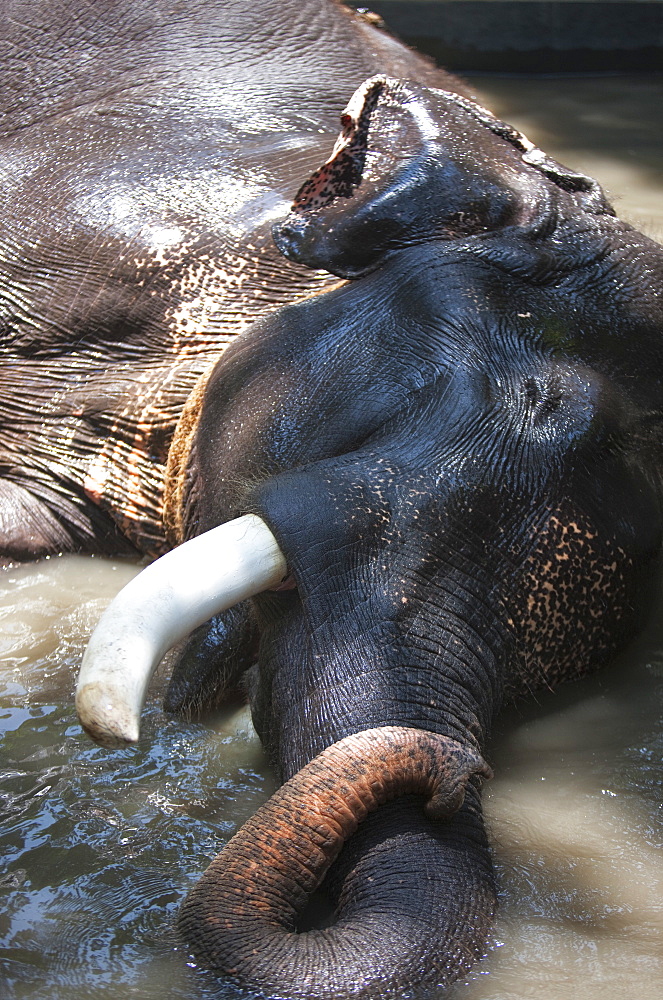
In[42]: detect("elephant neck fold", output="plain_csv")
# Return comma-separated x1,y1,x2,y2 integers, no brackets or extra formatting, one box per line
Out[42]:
163,359,225,547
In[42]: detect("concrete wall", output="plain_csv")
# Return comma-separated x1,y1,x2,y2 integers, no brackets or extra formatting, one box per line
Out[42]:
358,1,663,71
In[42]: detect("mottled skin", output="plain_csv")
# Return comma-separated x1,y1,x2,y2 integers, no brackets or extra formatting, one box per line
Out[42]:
169,80,663,996
0,0,458,561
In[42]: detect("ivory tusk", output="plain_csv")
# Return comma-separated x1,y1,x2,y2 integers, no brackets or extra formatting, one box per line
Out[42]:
75,514,287,748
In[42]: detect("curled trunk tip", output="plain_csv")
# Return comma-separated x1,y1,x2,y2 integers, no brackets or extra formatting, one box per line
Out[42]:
179,725,493,997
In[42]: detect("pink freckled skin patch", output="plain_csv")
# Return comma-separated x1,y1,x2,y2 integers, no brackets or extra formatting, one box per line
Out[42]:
83,459,108,504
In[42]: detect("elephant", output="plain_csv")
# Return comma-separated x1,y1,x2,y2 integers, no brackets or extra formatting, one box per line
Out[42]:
74,74,663,999
0,0,459,564
2,1,662,997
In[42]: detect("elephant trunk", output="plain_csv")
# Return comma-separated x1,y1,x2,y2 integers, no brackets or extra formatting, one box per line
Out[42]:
178,726,494,998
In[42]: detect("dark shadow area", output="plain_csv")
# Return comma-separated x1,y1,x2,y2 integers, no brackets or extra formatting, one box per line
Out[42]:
358,1,663,73
296,888,337,931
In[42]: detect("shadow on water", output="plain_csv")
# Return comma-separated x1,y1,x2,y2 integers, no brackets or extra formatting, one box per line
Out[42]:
0,73,662,1000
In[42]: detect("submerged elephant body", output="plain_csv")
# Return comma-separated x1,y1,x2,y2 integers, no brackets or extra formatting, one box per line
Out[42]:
2,4,662,999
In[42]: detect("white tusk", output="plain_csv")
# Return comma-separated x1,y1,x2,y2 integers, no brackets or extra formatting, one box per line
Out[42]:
75,514,287,748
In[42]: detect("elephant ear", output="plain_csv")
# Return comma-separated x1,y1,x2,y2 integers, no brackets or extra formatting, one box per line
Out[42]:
273,76,612,279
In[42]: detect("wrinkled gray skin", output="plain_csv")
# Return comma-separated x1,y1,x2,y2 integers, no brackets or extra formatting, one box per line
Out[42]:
2,2,663,998
0,0,456,561
169,79,663,997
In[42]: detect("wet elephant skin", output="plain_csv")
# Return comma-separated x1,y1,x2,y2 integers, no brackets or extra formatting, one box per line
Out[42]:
168,79,663,997
1,3,662,997
0,0,457,561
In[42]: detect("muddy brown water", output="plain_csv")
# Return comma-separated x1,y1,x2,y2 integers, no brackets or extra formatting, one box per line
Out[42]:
0,75,662,1000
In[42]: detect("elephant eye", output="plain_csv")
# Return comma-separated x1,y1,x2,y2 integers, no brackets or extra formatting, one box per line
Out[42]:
517,364,605,453
522,374,563,420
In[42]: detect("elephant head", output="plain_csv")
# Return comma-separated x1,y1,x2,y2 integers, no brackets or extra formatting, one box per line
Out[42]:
77,78,663,997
